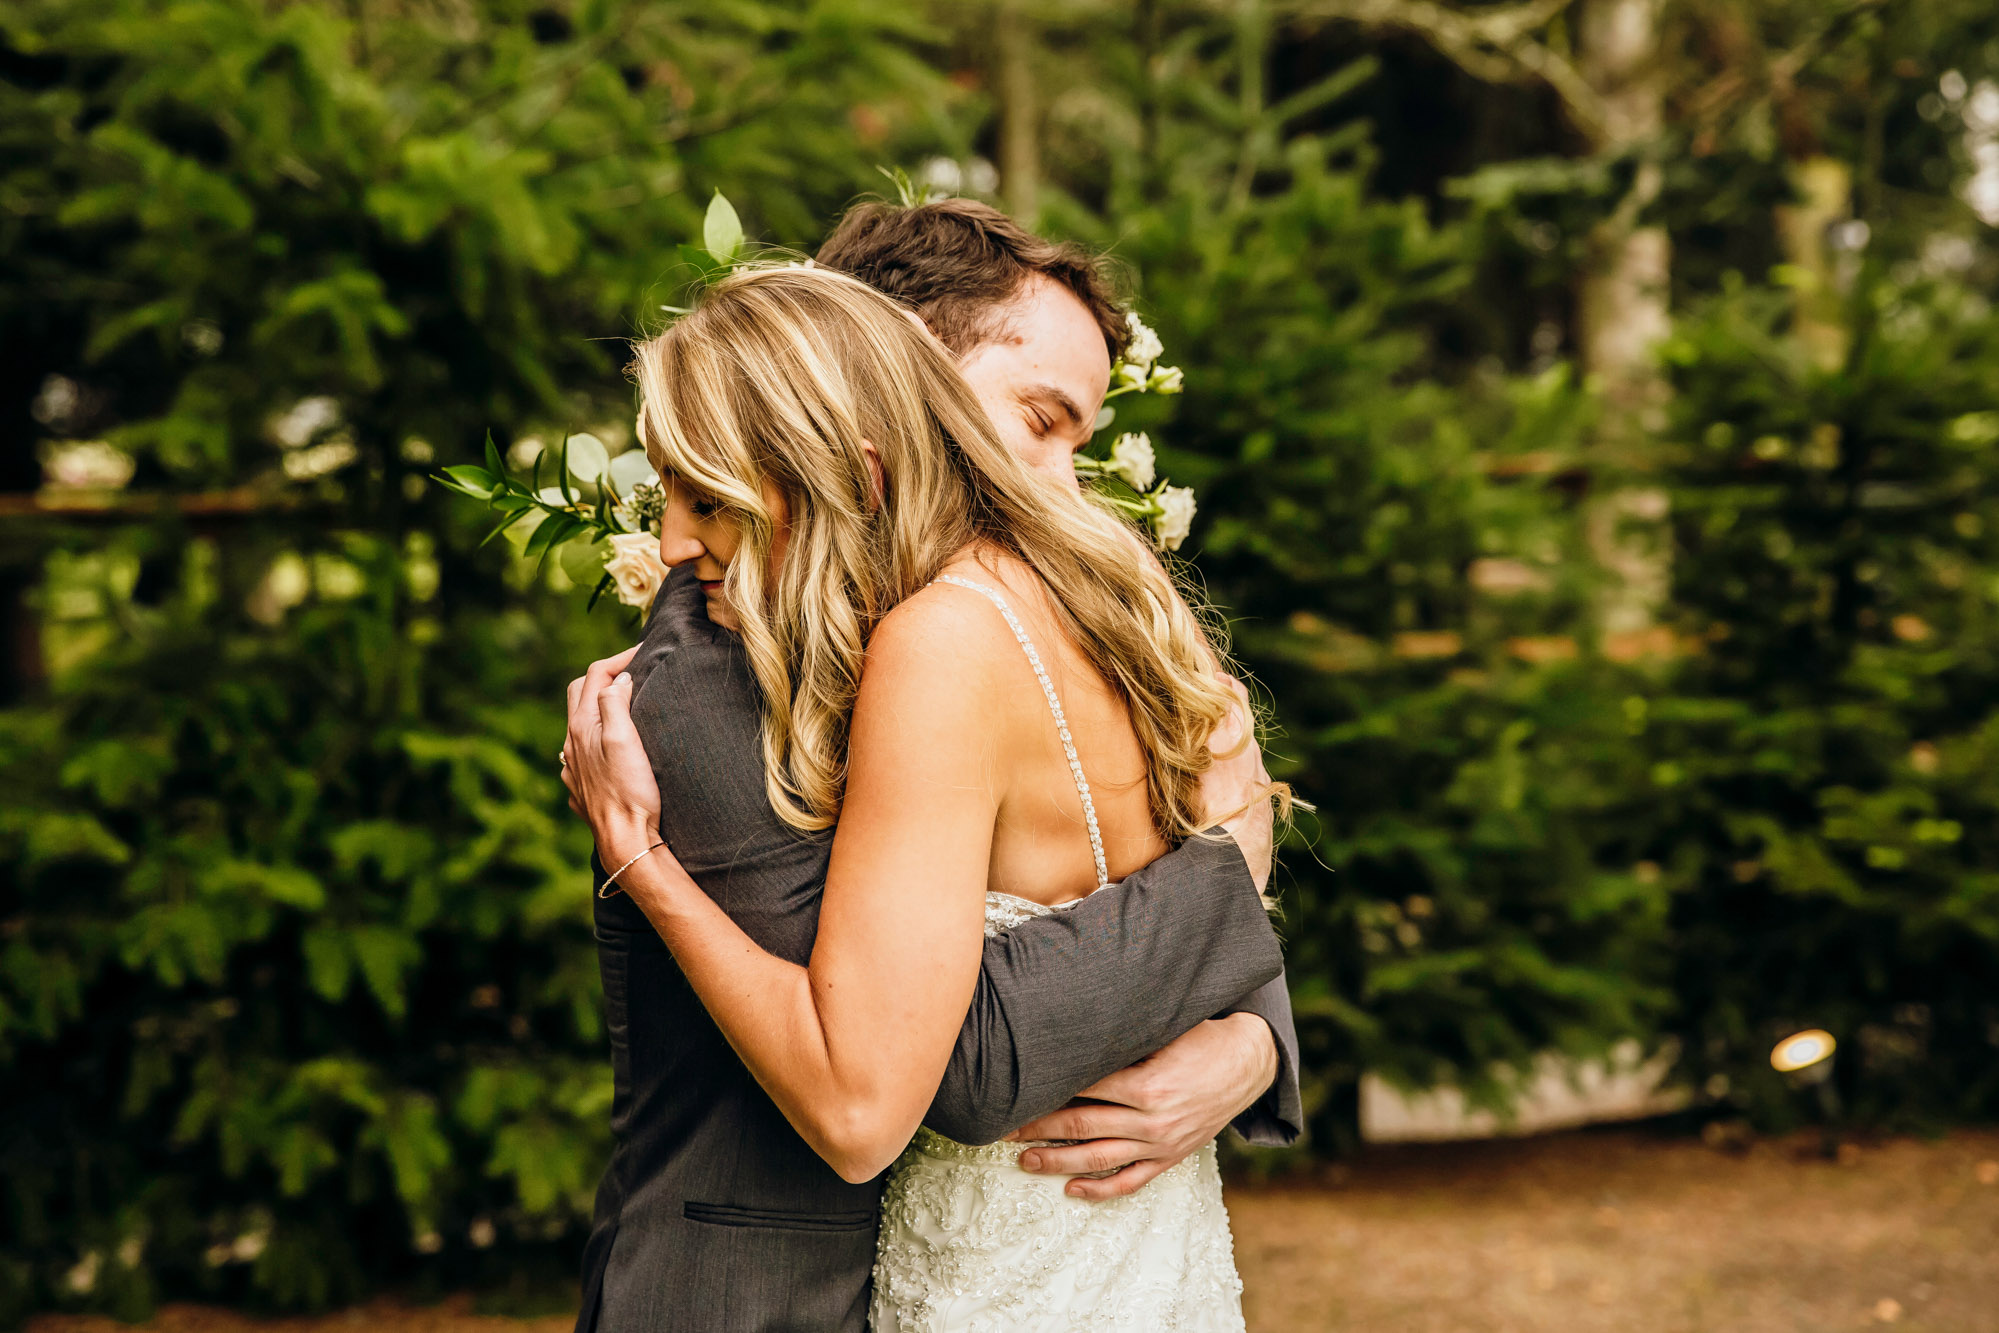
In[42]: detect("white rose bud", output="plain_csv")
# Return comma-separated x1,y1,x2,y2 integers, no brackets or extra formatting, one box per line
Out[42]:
1124,312,1164,369
603,531,669,609
1116,361,1148,391
1108,432,1156,490
1155,484,1196,551
1148,364,1184,394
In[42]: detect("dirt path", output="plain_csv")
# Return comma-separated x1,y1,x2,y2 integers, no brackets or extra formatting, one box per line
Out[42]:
31,1129,1999,1333
1230,1127,1999,1333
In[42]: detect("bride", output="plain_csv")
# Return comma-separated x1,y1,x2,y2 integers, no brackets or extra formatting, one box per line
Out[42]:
562,264,1280,1330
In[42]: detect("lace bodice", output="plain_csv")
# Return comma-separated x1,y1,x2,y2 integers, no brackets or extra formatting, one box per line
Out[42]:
869,887,1246,1331
981,889,1067,932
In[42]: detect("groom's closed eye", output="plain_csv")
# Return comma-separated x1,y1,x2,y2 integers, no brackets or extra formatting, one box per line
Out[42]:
1021,385,1088,442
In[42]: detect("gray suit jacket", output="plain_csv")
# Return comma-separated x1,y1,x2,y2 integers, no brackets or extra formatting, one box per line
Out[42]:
577,566,1301,1333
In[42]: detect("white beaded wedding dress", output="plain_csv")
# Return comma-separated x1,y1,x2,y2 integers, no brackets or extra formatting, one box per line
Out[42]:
867,577,1247,1333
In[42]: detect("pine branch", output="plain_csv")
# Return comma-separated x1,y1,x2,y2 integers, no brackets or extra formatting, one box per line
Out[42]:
1293,0,1611,146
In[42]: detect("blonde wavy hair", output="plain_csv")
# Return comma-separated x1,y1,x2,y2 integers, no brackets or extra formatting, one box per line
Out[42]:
631,264,1265,843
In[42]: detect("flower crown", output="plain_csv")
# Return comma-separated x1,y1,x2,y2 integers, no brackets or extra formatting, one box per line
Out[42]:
435,191,1197,611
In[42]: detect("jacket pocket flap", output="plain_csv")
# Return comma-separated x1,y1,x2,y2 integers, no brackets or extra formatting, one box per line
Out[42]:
682,1201,876,1232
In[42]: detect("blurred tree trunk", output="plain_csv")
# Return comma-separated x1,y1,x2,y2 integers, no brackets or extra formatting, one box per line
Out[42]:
1299,0,1674,634
1775,157,1854,372
994,0,1041,223
1573,0,1671,638
1295,1,1671,391
1574,0,1670,424
1679,0,1885,370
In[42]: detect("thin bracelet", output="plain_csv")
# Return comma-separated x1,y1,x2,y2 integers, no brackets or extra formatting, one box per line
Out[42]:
599,842,666,898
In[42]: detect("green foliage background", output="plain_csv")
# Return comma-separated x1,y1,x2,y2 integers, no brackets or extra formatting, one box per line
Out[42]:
1,0,948,1319
5,0,1999,1321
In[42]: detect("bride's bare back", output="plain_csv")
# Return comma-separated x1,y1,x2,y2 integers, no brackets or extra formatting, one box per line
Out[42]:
918,551,1171,907
864,552,1250,1331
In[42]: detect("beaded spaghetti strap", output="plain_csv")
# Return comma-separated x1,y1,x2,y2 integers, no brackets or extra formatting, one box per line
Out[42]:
931,574,1110,892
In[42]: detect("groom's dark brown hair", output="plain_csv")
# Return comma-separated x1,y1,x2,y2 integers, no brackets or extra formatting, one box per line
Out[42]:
815,197,1129,361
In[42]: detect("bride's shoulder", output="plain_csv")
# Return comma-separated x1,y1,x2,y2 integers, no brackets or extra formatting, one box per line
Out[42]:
862,562,1030,699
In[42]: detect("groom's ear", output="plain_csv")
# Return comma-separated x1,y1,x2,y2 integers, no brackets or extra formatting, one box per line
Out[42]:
860,440,886,509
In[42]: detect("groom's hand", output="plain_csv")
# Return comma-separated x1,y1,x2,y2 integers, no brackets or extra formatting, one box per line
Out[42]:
1005,1012,1279,1200
1202,674,1273,893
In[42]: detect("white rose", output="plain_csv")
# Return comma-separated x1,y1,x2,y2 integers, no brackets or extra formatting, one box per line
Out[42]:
1124,312,1164,369
603,531,669,608
1154,484,1196,551
1147,364,1184,394
1108,432,1156,490
1116,361,1148,391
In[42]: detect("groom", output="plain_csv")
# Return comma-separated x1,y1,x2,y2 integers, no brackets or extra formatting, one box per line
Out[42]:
576,198,1301,1333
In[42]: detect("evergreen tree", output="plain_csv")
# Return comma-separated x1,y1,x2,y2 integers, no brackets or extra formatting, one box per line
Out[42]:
1009,3,1675,1148
1648,266,1999,1128
1626,0,1999,1128
0,0,942,1319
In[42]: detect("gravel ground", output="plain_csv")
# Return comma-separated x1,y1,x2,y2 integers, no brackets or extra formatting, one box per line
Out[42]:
30,1128,1999,1333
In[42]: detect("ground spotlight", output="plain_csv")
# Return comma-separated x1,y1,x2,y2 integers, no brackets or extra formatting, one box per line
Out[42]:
1772,1028,1843,1156
1770,1029,1836,1074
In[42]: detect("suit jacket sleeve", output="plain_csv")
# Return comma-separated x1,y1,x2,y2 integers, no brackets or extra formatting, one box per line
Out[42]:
1216,971,1304,1147
923,832,1287,1145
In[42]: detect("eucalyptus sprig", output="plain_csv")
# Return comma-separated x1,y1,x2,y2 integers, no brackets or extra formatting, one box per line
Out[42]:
659,191,749,314
435,431,663,607
434,191,746,609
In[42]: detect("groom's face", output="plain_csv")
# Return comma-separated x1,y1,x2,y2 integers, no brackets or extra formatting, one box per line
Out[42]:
953,275,1113,487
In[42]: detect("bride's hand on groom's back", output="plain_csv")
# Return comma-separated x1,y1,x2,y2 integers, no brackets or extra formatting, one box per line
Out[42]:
562,646,662,861
1200,673,1273,893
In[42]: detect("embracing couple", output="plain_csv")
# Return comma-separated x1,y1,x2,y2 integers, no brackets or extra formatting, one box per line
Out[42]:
559,200,1299,1332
